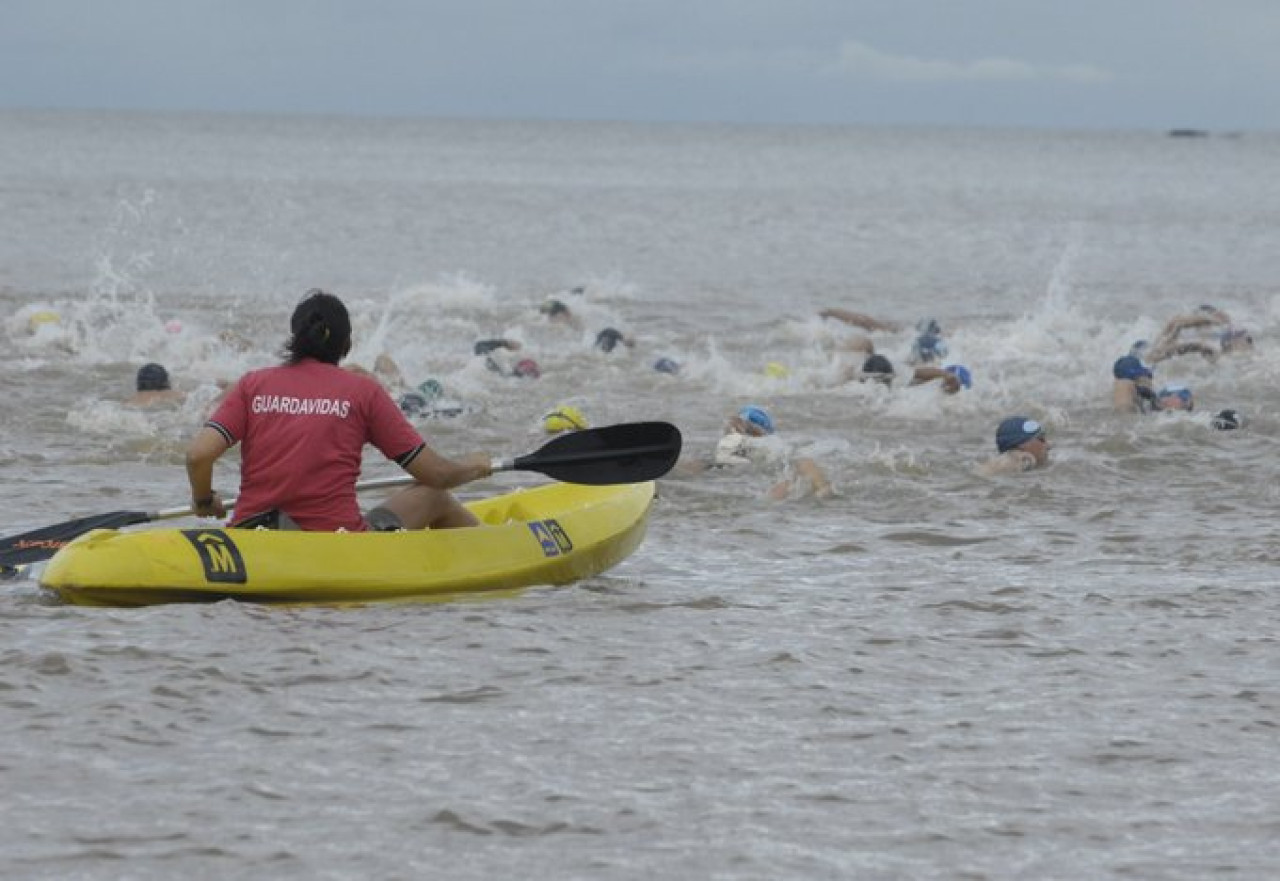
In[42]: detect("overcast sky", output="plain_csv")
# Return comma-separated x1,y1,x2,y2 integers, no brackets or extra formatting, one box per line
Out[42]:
4,0,1278,131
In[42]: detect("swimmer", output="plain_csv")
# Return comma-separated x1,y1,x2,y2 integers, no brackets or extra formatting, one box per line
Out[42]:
1211,409,1243,430
1112,354,1157,412
398,379,467,419
473,338,522,357
542,405,589,434
908,331,948,365
1146,306,1253,364
126,363,186,407
539,299,583,329
683,405,833,500
1155,384,1194,412
979,417,1051,476
653,357,681,375
595,327,635,354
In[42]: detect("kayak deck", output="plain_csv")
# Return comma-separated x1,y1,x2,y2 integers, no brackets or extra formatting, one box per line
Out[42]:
40,481,655,607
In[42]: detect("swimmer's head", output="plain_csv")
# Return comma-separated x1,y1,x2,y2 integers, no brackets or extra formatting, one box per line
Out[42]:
996,417,1045,453
763,361,790,379
1112,355,1153,381
1211,409,1243,430
861,354,895,384
911,332,948,364
542,405,589,434
398,392,427,416
539,299,569,317
595,328,625,353
27,310,61,332
943,363,972,389
513,358,541,379
653,357,681,375
136,362,171,392
417,379,444,401
916,317,942,336
737,405,775,436
1219,328,1253,352
1157,384,1193,411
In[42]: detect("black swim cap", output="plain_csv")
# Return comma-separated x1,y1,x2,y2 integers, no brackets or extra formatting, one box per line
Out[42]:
136,362,170,391
398,392,427,416
865,353,896,373
1211,409,1242,430
595,328,625,353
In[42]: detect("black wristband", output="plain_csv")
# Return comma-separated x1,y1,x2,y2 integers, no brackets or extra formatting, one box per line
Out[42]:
194,495,214,508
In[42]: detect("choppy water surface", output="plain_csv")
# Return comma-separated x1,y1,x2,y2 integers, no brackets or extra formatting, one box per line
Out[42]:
3,110,1280,879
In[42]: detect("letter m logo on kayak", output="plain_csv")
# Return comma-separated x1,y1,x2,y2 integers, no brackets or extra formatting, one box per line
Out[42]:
182,530,248,584
527,519,573,557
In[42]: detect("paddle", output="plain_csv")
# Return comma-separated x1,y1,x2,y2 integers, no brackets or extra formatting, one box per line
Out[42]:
494,420,681,485
0,421,681,573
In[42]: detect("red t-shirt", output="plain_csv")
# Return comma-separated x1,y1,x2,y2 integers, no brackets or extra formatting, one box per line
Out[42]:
206,359,425,531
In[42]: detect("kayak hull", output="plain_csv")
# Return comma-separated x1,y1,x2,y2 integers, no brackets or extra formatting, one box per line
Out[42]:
40,482,654,607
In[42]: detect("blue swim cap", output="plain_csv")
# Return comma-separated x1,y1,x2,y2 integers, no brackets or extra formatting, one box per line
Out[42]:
653,357,680,375
1219,328,1252,346
738,405,775,435
943,363,972,389
1112,355,1153,381
912,333,948,363
996,417,1045,453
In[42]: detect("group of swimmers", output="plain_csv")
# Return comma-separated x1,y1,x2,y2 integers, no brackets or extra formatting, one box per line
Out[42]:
715,302,1255,490
110,293,1255,507
118,285,666,440
1110,305,1250,429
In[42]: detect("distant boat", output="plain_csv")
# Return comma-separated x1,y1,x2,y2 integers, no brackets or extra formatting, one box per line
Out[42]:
1167,129,1209,138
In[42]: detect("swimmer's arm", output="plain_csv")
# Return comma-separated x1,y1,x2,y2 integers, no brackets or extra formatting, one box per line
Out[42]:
1159,311,1229,340
1150,341,1218,364
908,366,960,393
1135,382,1160,410
819,308,901,332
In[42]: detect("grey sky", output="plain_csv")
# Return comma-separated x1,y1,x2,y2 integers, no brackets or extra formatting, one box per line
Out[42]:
3,0,1278,130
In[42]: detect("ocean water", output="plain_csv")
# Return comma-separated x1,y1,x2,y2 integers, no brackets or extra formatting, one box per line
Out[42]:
3,109,1280,879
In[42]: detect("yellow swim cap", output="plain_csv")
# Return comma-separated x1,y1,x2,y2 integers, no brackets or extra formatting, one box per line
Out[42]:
543,405,589,434
763,361,790,379
28,310,61,332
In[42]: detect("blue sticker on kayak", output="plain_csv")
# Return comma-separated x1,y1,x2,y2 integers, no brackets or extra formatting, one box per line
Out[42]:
528,519,574,557
182,529,247,584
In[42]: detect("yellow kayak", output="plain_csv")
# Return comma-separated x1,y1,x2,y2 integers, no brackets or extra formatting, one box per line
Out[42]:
40,481,655,607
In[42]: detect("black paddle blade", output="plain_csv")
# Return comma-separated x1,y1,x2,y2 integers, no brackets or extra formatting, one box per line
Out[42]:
0,510,153,568
514,421,682,485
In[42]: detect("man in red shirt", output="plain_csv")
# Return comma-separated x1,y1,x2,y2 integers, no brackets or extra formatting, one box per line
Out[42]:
185,290,492,531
